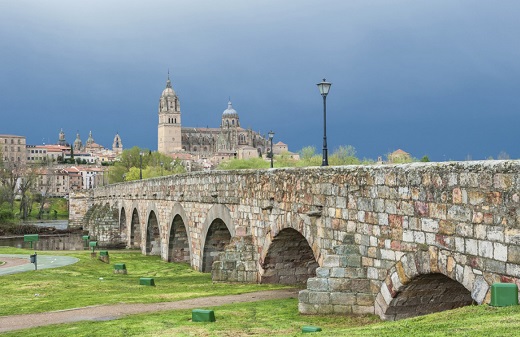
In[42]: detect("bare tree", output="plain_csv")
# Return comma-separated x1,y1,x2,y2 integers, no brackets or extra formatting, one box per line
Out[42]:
0,161,24,212
18,167,37,220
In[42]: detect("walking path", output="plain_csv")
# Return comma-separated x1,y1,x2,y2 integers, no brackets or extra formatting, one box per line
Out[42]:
0,254,79,276
0,288,299,332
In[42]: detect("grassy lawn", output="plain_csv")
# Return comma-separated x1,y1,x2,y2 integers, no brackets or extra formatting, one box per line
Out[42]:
2,297,520,336
2,247,520,336
0,247,287,316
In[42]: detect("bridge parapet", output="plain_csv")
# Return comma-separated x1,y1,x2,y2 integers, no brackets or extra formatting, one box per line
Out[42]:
72,160,520,320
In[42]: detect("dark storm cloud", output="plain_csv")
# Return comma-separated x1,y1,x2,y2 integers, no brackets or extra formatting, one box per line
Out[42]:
1,1,519,161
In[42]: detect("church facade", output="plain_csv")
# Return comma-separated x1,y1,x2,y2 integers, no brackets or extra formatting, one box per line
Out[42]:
157,75,272,164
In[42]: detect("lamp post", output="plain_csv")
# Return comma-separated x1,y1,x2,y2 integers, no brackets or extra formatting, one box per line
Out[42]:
317,78,332,166
268,130,274,168
139,152,144,180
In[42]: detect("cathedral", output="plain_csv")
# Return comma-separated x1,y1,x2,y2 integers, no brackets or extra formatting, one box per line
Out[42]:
157,75,272,164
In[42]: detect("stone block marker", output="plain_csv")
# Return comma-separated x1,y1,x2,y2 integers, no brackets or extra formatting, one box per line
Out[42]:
113,263,127,274
139,277,155,286
490,283,518,307
192,309,216,322
302,326,322,333
99,251,110,264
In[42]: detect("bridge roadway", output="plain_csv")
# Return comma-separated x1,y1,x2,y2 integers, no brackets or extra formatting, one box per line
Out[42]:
70,161,520,320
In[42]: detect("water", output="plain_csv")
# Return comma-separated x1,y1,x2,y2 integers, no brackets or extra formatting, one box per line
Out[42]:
22,220,68,230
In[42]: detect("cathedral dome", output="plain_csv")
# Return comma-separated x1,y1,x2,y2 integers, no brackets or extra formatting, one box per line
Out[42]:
222,101,238,116
162,79,176,97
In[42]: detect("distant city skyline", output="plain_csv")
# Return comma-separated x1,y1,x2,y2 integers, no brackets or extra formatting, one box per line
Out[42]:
1,1,520,162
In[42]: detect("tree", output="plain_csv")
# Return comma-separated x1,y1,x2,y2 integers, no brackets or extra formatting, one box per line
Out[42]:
498,151,510,160
18,167,37,219
298,146,321,166
420,155,430,162
329,145,360,166
0,161,24,212
108,147,185,183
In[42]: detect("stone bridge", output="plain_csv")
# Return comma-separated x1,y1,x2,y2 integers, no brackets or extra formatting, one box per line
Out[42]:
70,161,520,320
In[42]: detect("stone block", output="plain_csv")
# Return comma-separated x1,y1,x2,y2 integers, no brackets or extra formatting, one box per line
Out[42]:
298,289,309,303
323,255,342,268
307,278,329,291
471,275,489,304
356,293,376,306
329,278,351,292
493,242,507,262
298,302,318,315
316,304,334,314
352,305,375,315
334,244,360,255
447,205,472,222
330,267,346,278
484,258,506,274
345,255,362,267
478,240,494,259
309,292,331,305
508,246,520,264
421,218,439,233
333,305,353,314
315,267,330,278
330,292,356,305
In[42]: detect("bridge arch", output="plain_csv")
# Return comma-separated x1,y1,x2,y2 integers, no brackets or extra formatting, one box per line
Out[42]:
130,205,142,249
167,203,192,264
145,205,162,255
260,227,319,285
119,207,128,246
260,212,321,268
200,204,236,272
375,248,480,321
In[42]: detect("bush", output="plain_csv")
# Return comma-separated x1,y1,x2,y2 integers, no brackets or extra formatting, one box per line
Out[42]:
0,209,14,221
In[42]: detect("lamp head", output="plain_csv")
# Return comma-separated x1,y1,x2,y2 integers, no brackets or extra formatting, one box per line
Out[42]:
317,78,332,96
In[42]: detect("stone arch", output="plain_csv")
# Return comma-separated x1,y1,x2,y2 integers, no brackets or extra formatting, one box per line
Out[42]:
146,209,161,255
200,204,235,272
130,207,141,249
260,228,318,285
375,249,481,321
167,203,191,264
119,207,128,246
259,212,321,268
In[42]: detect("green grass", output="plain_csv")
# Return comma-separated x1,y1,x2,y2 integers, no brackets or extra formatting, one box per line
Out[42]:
3,298,520,336
0,247,286,316
2,247,520,336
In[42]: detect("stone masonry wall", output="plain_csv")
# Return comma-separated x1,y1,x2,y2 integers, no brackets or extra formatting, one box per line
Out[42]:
70,160,520,319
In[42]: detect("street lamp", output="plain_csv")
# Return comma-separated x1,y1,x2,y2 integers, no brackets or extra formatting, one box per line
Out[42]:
139,152,144,180
317,78,332,166
268,130,274,168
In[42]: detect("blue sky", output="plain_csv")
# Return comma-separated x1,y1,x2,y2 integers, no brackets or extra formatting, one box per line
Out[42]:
1,1,519,161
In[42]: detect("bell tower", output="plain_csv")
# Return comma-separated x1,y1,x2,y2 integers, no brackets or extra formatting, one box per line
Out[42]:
158,72,182,154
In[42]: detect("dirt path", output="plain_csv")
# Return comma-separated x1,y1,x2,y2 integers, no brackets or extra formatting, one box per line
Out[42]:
0,288,299,332
0,257,29,269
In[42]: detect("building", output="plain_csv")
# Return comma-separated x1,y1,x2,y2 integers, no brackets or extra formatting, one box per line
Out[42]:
0,134,26,164
388,149,412,163
156,75,290,165
68,130,123,163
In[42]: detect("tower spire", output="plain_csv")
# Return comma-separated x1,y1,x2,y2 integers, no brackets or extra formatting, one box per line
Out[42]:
166,69,172,88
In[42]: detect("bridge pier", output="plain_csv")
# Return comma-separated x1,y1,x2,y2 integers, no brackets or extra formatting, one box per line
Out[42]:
298,236,374,315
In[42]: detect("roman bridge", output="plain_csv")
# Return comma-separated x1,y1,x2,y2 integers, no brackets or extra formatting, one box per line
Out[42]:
70,161,520,320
